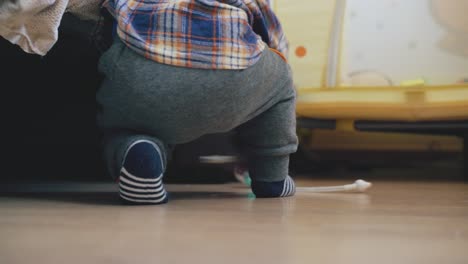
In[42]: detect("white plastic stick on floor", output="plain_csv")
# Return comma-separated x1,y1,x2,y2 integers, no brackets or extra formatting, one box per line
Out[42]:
296,179,372,193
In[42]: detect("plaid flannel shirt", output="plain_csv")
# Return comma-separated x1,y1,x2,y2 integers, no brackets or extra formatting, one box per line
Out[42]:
103,0,288,69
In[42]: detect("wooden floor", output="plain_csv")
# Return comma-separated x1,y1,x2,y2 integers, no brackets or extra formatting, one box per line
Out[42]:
1,179,467,264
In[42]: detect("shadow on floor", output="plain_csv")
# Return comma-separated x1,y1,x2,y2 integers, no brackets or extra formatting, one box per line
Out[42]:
0,185,248,206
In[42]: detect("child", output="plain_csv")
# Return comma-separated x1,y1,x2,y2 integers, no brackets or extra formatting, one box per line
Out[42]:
97,0,298,204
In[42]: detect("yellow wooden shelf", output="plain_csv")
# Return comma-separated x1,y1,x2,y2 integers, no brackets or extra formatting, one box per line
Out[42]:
296,84,468,121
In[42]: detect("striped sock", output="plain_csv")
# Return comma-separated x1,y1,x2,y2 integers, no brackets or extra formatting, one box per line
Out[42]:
250,176,296,198
118,140,168,205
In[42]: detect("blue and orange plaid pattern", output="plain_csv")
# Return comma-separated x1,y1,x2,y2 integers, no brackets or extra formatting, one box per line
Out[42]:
103,0,288,69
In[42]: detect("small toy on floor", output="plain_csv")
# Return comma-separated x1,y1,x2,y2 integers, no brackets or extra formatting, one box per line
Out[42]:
296,179,372,193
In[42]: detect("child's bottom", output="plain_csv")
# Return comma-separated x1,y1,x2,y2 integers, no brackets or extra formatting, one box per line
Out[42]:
97,39,298,201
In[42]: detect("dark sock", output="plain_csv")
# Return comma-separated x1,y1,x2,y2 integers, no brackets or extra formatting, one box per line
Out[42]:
118,140,168,205
251,176,295,198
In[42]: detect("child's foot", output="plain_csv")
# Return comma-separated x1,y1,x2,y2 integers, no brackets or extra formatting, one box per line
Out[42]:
250,176,296,198
118,140,168,205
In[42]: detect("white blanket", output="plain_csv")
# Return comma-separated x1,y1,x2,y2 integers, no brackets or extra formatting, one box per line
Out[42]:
0,0,101,55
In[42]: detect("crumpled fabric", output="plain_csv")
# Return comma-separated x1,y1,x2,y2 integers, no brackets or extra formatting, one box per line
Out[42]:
0,0,100,55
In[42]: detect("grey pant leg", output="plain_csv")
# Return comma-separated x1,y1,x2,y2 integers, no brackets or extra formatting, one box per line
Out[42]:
236,79,298,182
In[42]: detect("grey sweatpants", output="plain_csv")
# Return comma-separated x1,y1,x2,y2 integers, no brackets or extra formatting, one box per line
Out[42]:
97,38,298,182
